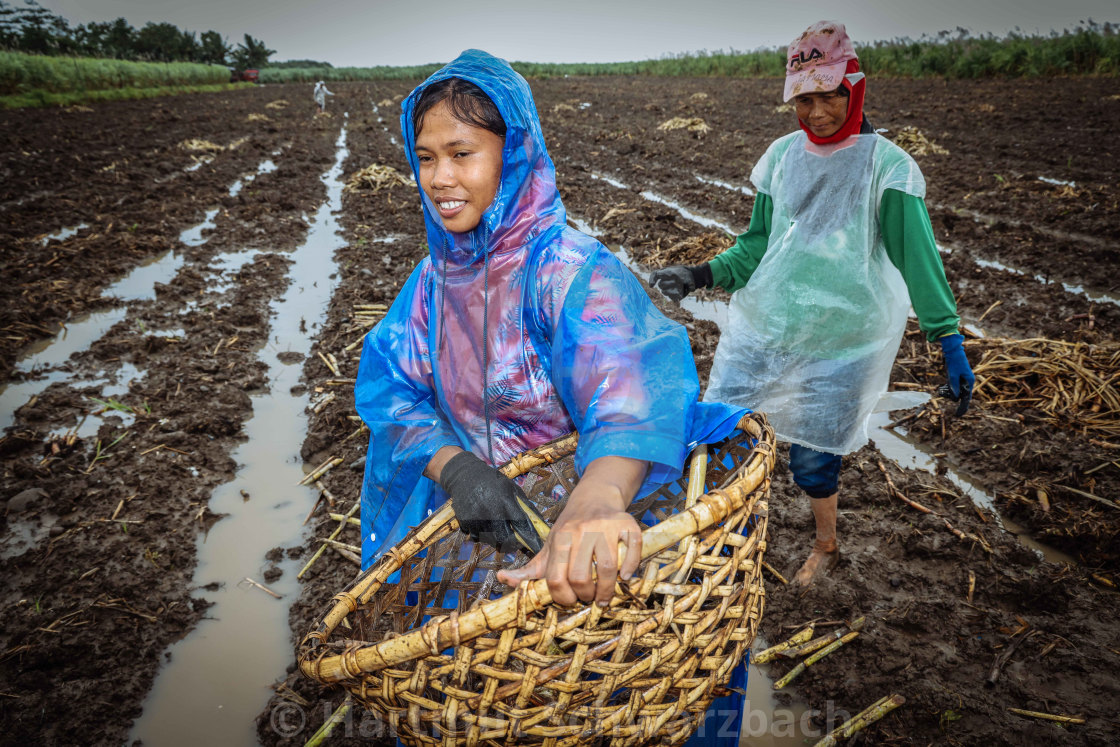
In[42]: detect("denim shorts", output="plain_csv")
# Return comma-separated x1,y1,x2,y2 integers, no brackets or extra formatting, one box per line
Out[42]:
789,443,843,498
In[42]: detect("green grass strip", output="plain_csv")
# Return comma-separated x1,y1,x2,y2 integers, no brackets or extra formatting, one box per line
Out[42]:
0,82,253,109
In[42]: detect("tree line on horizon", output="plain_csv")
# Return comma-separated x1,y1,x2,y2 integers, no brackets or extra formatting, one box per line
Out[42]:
0,0,278,69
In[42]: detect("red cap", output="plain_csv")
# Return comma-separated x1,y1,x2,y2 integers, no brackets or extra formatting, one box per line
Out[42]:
783,20,858,102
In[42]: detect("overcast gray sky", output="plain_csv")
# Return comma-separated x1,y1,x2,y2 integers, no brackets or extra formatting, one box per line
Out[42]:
37,0,1120,68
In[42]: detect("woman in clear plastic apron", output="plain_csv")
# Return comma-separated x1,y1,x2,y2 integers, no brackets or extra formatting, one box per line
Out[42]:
354,49,750,744
651,20,975,588
313,80,333,112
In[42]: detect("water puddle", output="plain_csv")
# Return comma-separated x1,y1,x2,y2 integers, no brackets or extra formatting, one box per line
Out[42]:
931,201,1114,251
0,198,228,432
974,257,1120,307
869,411,1074,565
40,222,89,245
0,308,129,432
5,147,266,435
181,208,221,247
1,510,59,560
230,159,279,198
590,170,742,235
130,122,350,747
104,251,185,302
695,173,754,196
205,249,267,296
185,155,215,172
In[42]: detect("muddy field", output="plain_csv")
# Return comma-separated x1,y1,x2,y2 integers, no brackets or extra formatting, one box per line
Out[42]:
1,76,1118,746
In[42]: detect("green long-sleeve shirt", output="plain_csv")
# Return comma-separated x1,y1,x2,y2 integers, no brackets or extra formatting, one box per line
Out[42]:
708,190,960,342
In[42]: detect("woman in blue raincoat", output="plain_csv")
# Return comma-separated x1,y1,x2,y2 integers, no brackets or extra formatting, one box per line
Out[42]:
354,49,749,744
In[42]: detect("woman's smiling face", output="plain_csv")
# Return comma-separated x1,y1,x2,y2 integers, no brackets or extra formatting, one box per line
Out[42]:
793,88,849,139
415,100,504,234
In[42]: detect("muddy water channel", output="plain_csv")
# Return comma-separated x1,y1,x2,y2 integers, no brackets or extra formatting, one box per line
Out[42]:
131,124,350,746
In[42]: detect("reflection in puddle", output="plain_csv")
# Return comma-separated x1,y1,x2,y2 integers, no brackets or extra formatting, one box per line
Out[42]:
131,122,351,747
104,251,185,301
180,208,220,247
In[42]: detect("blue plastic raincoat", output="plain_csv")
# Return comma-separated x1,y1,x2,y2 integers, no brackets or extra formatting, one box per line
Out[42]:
354,49,749,747
354,47,744,567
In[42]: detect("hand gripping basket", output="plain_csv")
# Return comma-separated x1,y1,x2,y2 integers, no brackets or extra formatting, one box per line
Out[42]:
299,413,775,746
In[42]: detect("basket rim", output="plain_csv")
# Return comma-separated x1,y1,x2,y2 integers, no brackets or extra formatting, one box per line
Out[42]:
300,413,773,684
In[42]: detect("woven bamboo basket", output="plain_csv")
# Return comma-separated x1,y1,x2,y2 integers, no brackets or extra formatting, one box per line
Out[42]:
299,412,775,746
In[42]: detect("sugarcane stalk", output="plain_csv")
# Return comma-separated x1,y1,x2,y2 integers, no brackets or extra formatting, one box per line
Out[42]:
319,537,361,554
298,502,360,579
304,698,352,747
1007,708,1085,724
244,577,282,599
773,631,860,689
343,330,371,352
317,350,341,377
782,617,866,660
752,624,815,664
299,456,343,486
328,513,361,527
762,560,789,585
813,694,905,746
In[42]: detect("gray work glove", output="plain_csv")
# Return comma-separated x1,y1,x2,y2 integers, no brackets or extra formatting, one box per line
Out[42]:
648,263,713,303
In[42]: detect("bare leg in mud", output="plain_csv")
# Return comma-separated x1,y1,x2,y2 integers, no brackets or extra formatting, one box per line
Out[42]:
793,492,840,586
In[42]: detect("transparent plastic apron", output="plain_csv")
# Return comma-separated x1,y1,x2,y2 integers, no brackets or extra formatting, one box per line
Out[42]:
706,134,912,454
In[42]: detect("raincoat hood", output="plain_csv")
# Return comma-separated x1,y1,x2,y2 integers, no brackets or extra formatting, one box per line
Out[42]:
400,49,565,266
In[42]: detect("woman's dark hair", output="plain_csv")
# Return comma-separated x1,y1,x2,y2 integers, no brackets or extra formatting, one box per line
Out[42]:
412,77,507,140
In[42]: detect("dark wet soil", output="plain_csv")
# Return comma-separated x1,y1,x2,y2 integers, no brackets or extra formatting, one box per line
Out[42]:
1,76,1118,747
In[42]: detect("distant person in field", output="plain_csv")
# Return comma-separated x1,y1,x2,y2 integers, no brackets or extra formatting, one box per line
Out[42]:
650,20,975,586
313,80,333,113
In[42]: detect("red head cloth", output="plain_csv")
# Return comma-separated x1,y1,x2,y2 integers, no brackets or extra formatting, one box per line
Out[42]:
785,21,865,144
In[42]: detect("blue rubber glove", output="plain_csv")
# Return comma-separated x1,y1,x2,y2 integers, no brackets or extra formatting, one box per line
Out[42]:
937,334,974,417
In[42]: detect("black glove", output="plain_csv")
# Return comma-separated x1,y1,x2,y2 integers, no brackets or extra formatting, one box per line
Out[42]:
439,451,548,554
648,263,713,303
